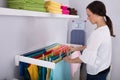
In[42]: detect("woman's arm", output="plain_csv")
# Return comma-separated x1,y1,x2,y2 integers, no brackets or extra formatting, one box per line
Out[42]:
70,46,86,51
63,45,86,63
63,56,83,63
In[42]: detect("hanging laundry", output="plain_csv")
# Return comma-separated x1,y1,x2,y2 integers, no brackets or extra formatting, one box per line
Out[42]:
70,51,81,80
27,64,39,80
46,68,51,80
19,43,72,80
50,58,71,80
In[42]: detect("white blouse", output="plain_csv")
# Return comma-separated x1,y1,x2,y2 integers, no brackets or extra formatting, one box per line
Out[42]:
79,25,112,75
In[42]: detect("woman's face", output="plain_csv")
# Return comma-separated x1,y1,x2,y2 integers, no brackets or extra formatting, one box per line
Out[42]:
86,8,97,24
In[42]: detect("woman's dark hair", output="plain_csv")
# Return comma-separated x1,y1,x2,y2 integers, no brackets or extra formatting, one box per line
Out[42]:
87,1,115,37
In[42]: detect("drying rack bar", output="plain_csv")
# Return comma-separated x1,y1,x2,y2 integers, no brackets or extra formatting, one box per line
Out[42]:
15,55,55,69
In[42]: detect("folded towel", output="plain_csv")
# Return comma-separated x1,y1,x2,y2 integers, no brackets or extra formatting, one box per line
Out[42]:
48,10,62,14
8,0,28,1
26,0,45,4
45,1,61,7
8,4,46,12
8,2,45,8
8,4,45,10
7,0,47,12
68,7,78,15
22,7,46,12
26,3,45,8
62,10,69,14
8,0,44,2
45,3,61,9
62,12,69,15
61,5,68,10
7,3,24,9
46,6,62,12
7,0,26,3
62,10,69,13
8,0,45,4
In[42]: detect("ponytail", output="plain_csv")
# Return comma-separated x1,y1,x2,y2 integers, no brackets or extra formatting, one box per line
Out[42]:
105,15,115,37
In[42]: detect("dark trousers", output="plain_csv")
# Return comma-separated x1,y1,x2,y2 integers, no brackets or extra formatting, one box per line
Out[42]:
87,67,110,80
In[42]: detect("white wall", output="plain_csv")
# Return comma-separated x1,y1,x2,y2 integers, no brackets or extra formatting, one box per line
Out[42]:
0,0,7,7
0,15,69,80
106,0,120,80
69,0,95,39
69,0,120,80
0,0,69,79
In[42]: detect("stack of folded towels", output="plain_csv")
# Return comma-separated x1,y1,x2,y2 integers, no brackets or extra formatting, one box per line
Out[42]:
68,7,78,15
7,0,46,12
45,0,62,14
61,5,69,15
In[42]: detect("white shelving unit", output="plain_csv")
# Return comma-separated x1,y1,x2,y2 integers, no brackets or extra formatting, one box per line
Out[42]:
0,7,79,18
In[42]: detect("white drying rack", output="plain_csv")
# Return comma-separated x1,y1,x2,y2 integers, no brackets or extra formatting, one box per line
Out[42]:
15,44,82,69
15,55,55,69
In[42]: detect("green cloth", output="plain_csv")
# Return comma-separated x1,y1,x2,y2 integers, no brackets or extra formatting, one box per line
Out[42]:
8,2,45,8
8,6,46,12
7,0,46,12
8,0,45,4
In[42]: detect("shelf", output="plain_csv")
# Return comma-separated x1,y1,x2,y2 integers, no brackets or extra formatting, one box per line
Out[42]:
0,7,79,18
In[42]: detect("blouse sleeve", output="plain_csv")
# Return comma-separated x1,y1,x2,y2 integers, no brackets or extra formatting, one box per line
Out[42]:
79,31,103,66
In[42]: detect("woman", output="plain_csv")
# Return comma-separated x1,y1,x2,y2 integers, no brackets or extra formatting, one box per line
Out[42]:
64,1,115,80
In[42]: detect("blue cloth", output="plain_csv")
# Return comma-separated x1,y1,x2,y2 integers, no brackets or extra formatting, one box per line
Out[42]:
50,60,71,80
38,66,47,80
19,62,30,80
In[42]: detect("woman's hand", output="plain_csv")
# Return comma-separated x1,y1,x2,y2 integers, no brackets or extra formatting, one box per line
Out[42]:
63,56,71,63
69,46,77,52
69,45,87,52
80,46,87,50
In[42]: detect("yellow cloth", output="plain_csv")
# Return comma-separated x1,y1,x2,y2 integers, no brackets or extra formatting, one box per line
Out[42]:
45,1,62,14
45,2,61,9
27,56,50,80
47,6,62,12
27,64,39,80
48,10,62,14
45,1,61,7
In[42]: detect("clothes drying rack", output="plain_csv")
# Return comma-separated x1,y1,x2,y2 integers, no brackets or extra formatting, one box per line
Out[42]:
15,43,82,69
